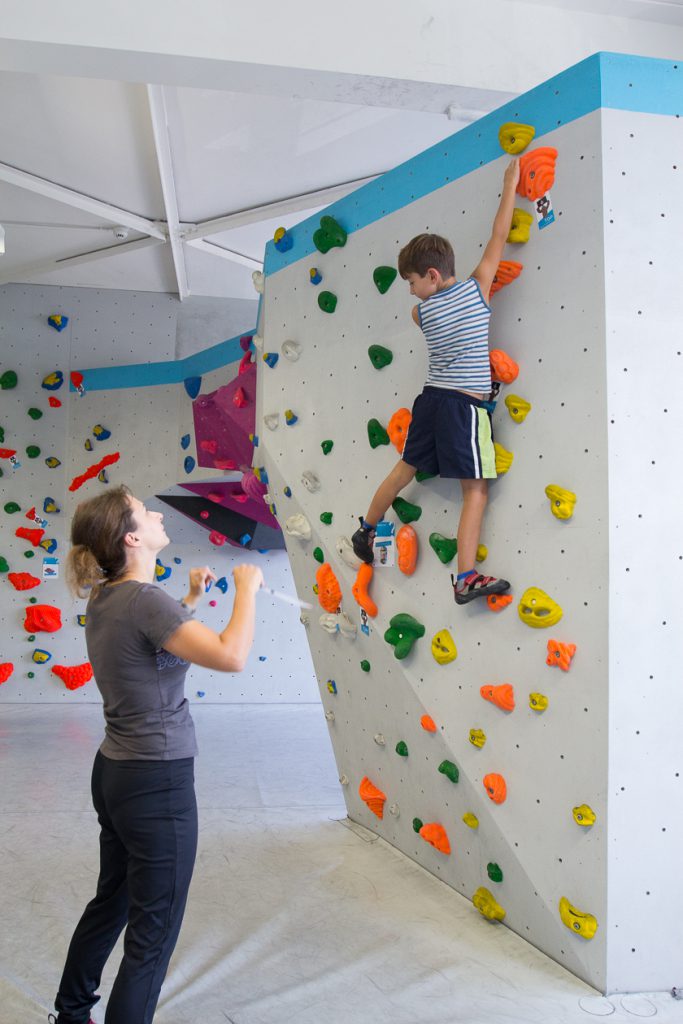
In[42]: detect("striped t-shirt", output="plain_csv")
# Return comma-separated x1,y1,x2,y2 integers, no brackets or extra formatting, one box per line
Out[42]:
418,277,492,392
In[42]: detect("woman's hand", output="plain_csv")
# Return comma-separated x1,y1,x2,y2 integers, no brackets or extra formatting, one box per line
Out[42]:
503,157,520,192
185,566,218,607
233,563,264,595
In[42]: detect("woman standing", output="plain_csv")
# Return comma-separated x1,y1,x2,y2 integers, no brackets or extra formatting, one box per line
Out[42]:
50,485,263,1024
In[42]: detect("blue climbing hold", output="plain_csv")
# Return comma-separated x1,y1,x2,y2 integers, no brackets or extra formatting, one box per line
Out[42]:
43,497,60,514
173,557,182,564
42,371,64,391
39,538,58,554
184,377,202,400
196,691,206,698
92,424,111,441
239,533,252,546
273,227,293,253
215,576,228,594
180,434,191,450
259,656,267,662
47,314,69,332
76,614,87,627
184,456,195,474
284,486,292,498
155,558,171,581
263,353,279,368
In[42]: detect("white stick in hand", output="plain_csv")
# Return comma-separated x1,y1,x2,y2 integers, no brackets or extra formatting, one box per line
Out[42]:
260,585,313,610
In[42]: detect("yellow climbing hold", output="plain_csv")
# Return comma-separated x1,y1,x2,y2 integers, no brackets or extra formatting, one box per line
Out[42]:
559,897,598,939
545,484,577,520
473,887,506,922
518,587,563,629
504,394,531,423
431,629,457,665
573,804,596,827
462,812,479,829
529,692,549,712
469,728,486,749
507,208,534,243
476,544,488,563
498,122,535,155
494,443,514,475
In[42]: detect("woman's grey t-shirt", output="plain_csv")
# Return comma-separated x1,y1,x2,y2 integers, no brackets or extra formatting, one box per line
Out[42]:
85,581,197,761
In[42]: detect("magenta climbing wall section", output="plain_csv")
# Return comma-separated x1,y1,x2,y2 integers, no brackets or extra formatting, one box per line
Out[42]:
256,54,683,994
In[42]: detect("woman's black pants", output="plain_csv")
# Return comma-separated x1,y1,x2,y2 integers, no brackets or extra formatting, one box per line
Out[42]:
53,750,198,1024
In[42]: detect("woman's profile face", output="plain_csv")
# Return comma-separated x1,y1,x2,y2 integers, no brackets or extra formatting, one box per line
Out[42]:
128,496,170,553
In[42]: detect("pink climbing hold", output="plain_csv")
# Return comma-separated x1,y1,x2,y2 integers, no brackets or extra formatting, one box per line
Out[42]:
233,387,248,408
200,510,210,519
209,531,227,546
209,599,217,607
200,439,218,455
238,350,253,375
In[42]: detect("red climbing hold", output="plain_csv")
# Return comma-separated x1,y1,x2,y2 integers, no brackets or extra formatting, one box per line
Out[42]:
209,531,227,546
69,453,120,492
8,572,41,591
239,350,254,375
213,459,238,470
233,387,248,408
0,448,18,459
200,439,218,455
24,604,63,633
49,397,62,408
0,663,14,684
70,371,84,390
15,527,45,547
52,662,93,690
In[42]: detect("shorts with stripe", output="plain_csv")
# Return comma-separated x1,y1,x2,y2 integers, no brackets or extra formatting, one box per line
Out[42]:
401,386,497,480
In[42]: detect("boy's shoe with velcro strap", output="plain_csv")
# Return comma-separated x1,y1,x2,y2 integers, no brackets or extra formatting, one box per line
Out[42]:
351,518,376,564
451,571,510,605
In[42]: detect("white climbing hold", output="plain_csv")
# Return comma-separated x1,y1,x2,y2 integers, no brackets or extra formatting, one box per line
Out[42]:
388,803,400,818
281,339,302,361
264,413,279,431
285,513,311,540
301,470,321,493
252,333,264,351
252,271,265,294
325,710,335,722
318,612,357,639
374,733,386,746
336,536,362,569
339,774,349,786
299,613,310,627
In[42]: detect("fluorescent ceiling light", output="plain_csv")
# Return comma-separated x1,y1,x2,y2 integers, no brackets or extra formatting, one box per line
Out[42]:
0,225,4,255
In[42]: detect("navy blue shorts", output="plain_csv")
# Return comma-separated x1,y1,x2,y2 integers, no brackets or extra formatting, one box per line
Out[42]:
401,386,497,480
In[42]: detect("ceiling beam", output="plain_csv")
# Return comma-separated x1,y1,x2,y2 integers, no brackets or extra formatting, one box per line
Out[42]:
146,84,189,300
0,161,167,239
185,238,263,270
0,236,164,286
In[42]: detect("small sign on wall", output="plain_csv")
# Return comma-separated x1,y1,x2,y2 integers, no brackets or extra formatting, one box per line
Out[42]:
535,192,555,229
42,557,59,580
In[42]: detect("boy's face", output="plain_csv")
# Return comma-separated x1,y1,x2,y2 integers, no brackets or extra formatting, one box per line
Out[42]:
405,269,441,300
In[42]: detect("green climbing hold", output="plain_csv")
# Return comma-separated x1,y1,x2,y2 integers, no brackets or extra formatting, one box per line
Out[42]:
27,671,35,679
318,291,337,314
0,467,3,478
321,440,334,455
412,818,424,834
416,470,436,483
24,551,35,558
320,512,333,525
395,741,409,757
29,596,37,604
313,215,347,254
392,497,422,524
438,760,460,784
0,371,18,390
373,266,398,294
0,427,4,442
28,408,43,421
27,635,35,642
0,556,9,572
487,863,504,883
360,660,371,673
367,419,389,449
313,547,325,564
26,446,41,459
368,345,393,370
384,613,425,660
429,533,458,564
4,502,20,514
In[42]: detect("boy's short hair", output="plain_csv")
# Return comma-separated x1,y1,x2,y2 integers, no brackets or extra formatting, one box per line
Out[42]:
398,233,455,279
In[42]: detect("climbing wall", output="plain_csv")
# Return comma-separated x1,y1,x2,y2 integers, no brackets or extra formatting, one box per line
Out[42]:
256,54,683,993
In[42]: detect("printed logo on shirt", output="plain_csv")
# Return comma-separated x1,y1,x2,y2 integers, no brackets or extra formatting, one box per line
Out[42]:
155,649,188,671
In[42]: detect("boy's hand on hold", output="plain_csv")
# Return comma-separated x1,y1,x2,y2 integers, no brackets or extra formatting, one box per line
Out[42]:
504,158,520,191
233,563,264,595
188,566,217,599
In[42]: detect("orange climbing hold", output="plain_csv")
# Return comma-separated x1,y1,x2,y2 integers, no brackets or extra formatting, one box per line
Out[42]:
352,563,377,618
52,662,93,690
483,773,507,804
23,604,62,633
517,147,558,202
315,562,342,613
0,663,14,684
486,593,513,612
490,261,523,296
546,639,577,672
480,683,515,712
8,572,41,591
359,776,387,819
419,822,451,855
69,452,120,492
489,349,519,384
387,408,412,454
396,525,418,576
421,714,437,733
15,527,45,547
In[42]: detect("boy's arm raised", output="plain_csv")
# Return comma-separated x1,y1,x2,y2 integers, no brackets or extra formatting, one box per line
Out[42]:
471,159,520,301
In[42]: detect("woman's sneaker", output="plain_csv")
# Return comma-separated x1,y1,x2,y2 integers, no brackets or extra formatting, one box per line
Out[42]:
351,518,376,564
451,571,510,605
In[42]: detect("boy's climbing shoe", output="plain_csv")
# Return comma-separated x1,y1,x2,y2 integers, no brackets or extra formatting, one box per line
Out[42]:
352,518,376,564
451,571,510,605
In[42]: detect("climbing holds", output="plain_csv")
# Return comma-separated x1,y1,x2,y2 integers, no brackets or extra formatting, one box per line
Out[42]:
309,268,322,285
487,863,504,883
473,887,506,922
155,559,171,581
373,266,398,294
318,611,357,639
326,679,337,694
43,497,60,514
84,438,94,452
359,776,386,818
284,409,298,426
26,446,41,459
558,897,598,940
360,660,371,673
392,497,421,524
313,547,324,564
215,577,228,594
1,371,18,389
498,122,535,154
0,557,8,572
352,563,377,618
486,593,513,612
325,710,335,722
518,147,558,202
573,805,596,827
316,563,342,613
69,452,120,492
368,344,393,370
367,419,390,449
8,572,40,590
233,387,248,408
374,734,386,746
273,226,293,253
396,525,418,576
184,376,202,399
4,502,21,514
52,663,93,690
507,208,534,243
469,729,487,748
264,413,279,431
28,408,43,421
483,773,507,804
412,818,423,833
23,604,62,632
518,587,563,629
421,715,437,733
48,397,61,408
463,813,479,829
184,456,195,474
490,261,523,296
529,692,548,712
384,613,425,659
92,424,111,441
504,394,531,423
47,314,69,331
285,514,312,540
209,531,227,546
335,536,361,569
387,408,411,454
263,352,279,368
493,443,514,474
313,215,347,254
489,349,519,384
98,469,109,484
438,760,459,783
318,291,338,314
15,527,44,547
301,470,320,493
321,440,334,455
431,629,457,665
429,533,458,565
545,484,577,520
395,741,409,757
546,639,576,671
252,270,265,293
32,649,52,664
480,683,515,712
42,371,64,391
419,823,451,855
281,340,302,361
0,663,14,683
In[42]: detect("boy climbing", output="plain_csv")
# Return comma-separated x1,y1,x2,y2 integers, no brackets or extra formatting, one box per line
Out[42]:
352,158,521,604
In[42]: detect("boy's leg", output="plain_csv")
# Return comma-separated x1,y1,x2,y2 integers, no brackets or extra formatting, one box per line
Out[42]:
352,460,417,563
452,478,509,604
